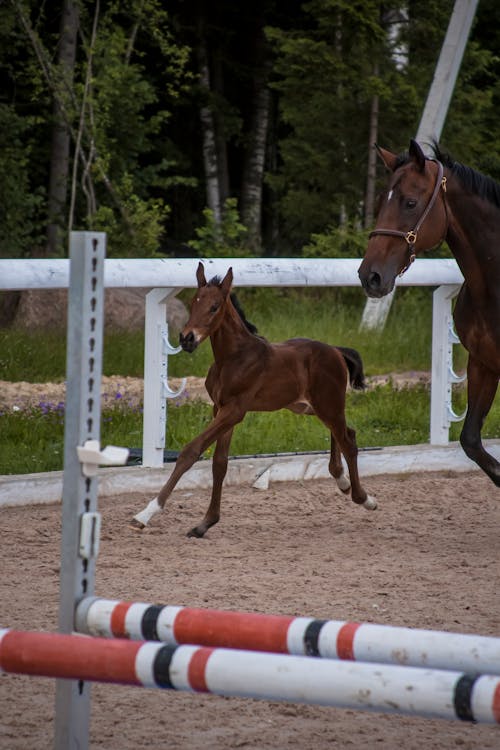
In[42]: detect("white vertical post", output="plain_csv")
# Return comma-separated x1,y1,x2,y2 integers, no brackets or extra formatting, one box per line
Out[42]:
142,288,185,467
54,232,106,750
430,284,462,445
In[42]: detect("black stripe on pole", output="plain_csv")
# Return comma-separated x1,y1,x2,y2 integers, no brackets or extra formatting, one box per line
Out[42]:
303,620,328,656
454,674,479,722
141,605,162,641
153,645,178,689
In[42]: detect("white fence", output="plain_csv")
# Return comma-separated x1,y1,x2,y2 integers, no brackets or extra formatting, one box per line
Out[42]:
0,241,465,466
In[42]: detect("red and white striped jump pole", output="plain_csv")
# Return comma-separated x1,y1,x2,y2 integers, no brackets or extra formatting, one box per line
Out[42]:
1,628,500,724
76,597,500,677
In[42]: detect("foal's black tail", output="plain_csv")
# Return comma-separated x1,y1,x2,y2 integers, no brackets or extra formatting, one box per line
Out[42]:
336,346,366,390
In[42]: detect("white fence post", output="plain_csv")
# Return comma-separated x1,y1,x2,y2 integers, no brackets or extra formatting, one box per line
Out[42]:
430,284,464,445
142,288,185,467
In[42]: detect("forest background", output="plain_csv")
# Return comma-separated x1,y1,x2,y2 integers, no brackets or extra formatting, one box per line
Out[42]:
1,0,500,268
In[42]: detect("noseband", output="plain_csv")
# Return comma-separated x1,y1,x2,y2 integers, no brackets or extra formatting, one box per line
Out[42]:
369,159,447,276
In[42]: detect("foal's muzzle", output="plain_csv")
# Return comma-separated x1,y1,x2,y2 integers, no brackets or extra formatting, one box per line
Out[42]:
179,330,198,353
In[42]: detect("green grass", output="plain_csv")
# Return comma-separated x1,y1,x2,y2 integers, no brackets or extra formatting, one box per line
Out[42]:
0,287,497,475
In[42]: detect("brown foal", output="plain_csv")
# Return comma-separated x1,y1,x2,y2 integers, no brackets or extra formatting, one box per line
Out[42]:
131,262,375,537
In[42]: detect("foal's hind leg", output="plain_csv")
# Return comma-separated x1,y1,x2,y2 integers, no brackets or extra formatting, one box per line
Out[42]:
460,358,500,486
188,427,234,538
334,421,376,509
328,436,351,494
313,393,376,510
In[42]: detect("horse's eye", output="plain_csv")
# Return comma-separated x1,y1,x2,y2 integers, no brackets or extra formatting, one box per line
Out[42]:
405,199,417,209
210,304,219,313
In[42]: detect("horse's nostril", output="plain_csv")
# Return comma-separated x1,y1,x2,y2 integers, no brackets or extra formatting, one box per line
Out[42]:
368,271,381,290
180,331,196,351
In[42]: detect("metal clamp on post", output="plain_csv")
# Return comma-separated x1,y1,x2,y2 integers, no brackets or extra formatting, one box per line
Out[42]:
79,513,102,560
76,439,130,477
446,320,467,423
160,325,187,399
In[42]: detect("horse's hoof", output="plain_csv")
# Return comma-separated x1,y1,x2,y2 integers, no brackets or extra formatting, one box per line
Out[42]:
336,474,351,493
129,518,145,531
363,496,377,510
187,527,205,538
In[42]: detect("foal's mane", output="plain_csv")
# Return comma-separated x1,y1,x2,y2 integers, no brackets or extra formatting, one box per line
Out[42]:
396,144,500,209
208,275,259,335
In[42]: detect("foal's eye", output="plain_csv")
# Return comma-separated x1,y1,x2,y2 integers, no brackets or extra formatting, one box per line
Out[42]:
210,304,219,313
405,198,417,209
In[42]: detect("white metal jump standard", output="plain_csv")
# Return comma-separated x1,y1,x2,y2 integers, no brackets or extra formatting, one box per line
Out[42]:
53,233,128,750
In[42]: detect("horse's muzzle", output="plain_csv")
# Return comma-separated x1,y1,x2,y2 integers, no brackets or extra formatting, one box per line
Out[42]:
358,266,395,298
179,331,198,353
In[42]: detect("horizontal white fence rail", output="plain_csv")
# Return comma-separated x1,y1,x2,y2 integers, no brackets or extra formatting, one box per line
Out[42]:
0,257,463,290
1,247,466,467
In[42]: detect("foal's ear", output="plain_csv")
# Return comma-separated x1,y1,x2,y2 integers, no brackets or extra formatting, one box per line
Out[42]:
220,267,233,297
196,261,207,288
375,144,398,172
408,139,426,172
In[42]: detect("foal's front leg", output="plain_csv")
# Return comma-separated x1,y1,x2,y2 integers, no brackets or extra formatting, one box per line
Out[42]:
130,406,243,531
188,427,234,538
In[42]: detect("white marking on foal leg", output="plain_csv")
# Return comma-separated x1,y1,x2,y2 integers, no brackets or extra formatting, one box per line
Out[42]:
363,495,377,510
133,497,162,527
335,472,351,492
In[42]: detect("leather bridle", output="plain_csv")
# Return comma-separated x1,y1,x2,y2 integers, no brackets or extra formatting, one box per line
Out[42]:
369,159,448,276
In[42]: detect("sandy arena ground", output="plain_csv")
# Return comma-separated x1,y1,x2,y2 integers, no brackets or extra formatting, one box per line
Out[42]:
1,468,500,749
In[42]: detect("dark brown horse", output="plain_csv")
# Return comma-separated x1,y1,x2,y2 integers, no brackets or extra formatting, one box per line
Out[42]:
131,262,376,537
359,138,500,486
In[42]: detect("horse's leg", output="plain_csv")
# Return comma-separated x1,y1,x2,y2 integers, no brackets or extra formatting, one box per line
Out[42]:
312,391,376,510
459,357,500,486
130,405,244,530
187,427,234,538
328,435,351,494
335,421,377,509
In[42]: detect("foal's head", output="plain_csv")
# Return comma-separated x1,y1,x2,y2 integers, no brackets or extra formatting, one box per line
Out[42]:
179,262,233,353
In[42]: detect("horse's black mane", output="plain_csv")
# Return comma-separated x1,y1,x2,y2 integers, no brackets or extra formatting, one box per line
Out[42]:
208,275,259,334
397,143,500,209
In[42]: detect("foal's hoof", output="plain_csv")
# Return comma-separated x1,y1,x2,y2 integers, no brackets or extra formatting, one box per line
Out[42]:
129,517,145,531
187,526,206,539
363,496,377,510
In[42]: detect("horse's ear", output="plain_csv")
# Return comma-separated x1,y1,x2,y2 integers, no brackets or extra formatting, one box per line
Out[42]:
375,144,398,172
220,267,233,297
409,139,426,172
196,262,207,288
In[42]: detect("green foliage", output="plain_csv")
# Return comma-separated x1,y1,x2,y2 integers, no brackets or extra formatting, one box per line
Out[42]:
303,224,370,259
266,0,456,250
0,105,45,257
91,175,170,257
188,198,248,257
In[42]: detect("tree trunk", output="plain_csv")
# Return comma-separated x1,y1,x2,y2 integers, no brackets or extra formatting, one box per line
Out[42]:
212,48,230,206
364,63,379,229
47,0,79,256
240,21,271,253
197,22,222,224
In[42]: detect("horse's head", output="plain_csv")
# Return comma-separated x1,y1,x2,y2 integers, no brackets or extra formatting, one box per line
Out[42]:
179,262,233,352
358,139,448,297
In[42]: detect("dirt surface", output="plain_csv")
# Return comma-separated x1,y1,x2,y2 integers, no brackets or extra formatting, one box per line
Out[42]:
0,371,431,412
1,470,500,749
